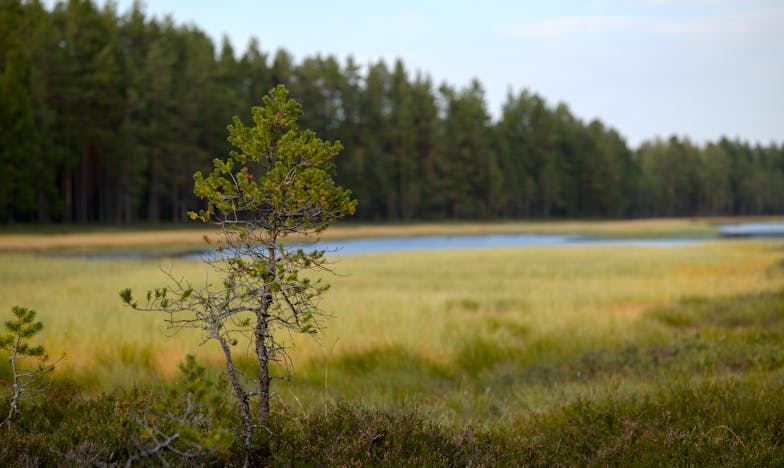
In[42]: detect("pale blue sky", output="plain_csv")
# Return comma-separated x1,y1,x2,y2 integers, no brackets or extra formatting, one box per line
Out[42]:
69,1,784,147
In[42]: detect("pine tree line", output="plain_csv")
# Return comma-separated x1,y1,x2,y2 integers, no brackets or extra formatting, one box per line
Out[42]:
2,0,783,223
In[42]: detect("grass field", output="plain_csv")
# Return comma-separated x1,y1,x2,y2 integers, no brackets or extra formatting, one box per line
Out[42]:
1,222,784,464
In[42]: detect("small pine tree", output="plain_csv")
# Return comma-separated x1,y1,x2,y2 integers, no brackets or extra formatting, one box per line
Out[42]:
1,306,62,431
122,84,357,461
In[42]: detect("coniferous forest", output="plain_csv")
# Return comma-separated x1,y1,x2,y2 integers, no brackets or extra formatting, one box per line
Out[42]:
2,0,783,224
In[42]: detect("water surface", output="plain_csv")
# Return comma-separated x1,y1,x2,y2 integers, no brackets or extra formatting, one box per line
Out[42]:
60,220,784,260
291,233,703,257
717,221,784,237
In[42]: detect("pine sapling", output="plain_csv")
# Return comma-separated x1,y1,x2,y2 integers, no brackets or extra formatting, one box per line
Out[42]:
1,306,64,431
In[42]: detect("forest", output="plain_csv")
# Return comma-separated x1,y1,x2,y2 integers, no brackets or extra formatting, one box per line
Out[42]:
1,0,783,224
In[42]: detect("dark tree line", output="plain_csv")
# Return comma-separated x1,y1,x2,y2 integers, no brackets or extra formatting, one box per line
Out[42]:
2,0,783,223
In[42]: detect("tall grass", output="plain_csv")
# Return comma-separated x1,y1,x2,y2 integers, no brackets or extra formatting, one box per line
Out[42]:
2,237,784,463
0,241,780,393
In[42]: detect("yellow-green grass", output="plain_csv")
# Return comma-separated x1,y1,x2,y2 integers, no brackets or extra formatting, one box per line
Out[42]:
6,216,783,252
1,238,783,430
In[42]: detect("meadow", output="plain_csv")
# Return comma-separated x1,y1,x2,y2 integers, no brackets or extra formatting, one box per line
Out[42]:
1,222,784,464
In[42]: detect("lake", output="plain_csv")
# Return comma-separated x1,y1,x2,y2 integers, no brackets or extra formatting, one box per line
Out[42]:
182,234,706,261
185,221,782,258
276,233,705,257
62,221,783,260
717,221,784,237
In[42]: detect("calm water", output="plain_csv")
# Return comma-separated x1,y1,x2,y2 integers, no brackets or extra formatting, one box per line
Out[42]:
717,221,784,237
286,234,704,257
182,221,783,259
182,234,705,260
65,221,784,260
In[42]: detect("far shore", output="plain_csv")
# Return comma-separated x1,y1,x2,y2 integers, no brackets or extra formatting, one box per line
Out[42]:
1,216,782,252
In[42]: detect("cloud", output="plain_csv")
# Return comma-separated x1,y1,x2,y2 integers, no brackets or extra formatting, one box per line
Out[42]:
497,7,784,40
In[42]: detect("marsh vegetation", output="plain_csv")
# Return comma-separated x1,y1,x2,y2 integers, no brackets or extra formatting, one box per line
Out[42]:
1,227,783,464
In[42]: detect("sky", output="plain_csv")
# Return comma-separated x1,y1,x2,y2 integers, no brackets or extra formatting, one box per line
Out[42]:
73,0,784,148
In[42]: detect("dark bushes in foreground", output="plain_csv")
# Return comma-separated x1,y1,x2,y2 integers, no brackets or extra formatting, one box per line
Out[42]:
2,376,783,466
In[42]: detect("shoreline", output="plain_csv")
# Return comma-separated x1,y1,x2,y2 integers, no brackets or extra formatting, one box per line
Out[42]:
1,216,782,252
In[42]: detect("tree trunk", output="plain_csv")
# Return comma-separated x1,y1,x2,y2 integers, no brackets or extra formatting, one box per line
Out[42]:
76,136,102,222
215,331,253,465
62,168,73,223
256,289,271,426
256,246,276,426
37,185,49,223
147,149,160,222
